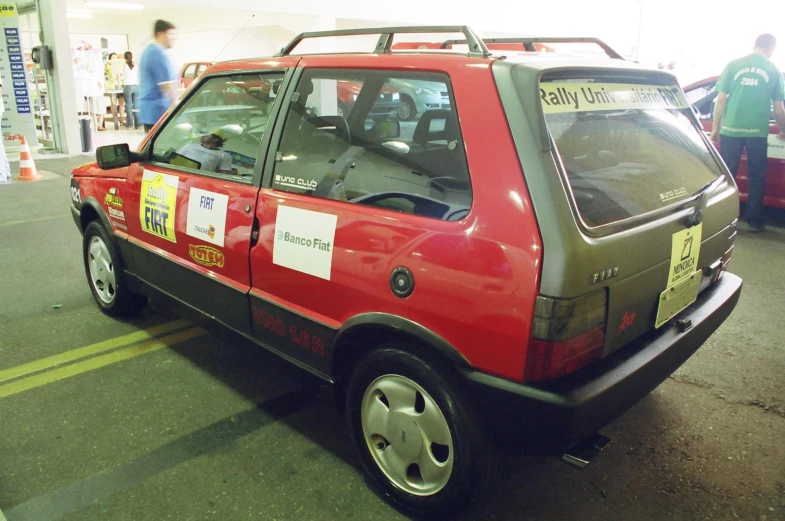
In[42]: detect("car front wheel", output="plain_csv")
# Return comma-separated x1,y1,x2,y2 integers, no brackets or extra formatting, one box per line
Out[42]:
82,221,147,316
398,97,416,121
346,346,496,517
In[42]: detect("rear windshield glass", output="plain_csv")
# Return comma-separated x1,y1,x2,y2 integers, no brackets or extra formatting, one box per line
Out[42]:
540,80,724,227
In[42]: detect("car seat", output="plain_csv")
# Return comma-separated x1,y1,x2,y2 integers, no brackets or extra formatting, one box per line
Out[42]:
412,109,457,151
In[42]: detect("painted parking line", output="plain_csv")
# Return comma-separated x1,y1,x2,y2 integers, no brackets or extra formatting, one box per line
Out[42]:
0,327,206,399
3,387,319,521
0,319,192,384
0,214,69,228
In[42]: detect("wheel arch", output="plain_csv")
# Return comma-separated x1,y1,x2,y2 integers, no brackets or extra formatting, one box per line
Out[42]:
78,197,112,233
331,313,471,389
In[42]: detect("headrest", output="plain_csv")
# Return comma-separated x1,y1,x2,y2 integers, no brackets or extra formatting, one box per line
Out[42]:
413,110,457,145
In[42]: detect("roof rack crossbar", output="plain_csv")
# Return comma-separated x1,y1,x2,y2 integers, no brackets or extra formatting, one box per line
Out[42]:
441,37,624,60
276,25,491,57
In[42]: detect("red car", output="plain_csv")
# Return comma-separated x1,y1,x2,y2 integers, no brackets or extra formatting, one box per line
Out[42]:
179,61,212,89
71,26,742,517
337,79,400,118
684,75,785,208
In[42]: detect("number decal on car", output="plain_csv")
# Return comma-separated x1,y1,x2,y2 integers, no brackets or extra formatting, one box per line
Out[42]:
70,179,82,208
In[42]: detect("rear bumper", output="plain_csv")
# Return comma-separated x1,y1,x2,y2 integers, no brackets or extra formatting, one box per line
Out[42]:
463,273,743,453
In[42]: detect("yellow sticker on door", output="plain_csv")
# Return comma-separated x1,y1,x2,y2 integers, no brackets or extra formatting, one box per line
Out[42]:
668,224,702,287
139,170,179,243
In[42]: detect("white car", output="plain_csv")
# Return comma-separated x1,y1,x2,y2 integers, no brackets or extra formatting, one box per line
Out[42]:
387,79,452,121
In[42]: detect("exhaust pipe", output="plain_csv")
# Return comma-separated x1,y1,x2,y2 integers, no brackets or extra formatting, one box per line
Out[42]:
561,433,611,469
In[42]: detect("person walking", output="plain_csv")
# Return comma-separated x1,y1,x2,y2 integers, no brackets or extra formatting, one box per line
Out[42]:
710,34,785,232
123,51,140,129
139,19,178,132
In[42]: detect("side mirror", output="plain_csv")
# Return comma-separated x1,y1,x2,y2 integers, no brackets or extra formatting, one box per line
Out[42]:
378,119,401,139
96,143,140,170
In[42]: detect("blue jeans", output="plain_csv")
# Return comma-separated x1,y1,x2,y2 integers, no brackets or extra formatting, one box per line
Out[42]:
720,135,768,227
123,85,140,128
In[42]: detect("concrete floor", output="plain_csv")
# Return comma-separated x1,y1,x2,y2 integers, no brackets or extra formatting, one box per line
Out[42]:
0,159,783,521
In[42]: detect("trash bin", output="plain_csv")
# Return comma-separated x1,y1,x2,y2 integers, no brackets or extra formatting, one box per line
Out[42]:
79,116,92,153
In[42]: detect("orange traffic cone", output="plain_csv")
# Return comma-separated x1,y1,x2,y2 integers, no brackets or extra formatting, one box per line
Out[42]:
16,136,42,181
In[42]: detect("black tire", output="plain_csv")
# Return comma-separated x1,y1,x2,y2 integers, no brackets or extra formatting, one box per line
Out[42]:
346,345,496,518
82,221,147,317
398,96,416,122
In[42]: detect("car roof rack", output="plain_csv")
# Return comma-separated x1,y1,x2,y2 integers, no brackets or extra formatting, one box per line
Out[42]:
441,37,624,59
276,25,492,58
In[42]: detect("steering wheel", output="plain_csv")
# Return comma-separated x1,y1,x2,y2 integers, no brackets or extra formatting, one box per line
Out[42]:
350,192,453,219
232,132,261,148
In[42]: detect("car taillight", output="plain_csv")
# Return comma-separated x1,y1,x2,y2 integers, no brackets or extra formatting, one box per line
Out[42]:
524,290,608,382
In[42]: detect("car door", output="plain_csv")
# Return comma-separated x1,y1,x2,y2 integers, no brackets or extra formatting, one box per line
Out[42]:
247,65,474,377
123,65,294,333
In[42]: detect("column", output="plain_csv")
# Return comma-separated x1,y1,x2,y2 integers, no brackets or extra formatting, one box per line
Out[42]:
36,0,81,155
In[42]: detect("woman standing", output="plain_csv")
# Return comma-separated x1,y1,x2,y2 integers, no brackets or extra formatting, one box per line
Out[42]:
123,51,140,129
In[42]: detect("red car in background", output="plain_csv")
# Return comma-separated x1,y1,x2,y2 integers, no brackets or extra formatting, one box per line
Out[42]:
179,61,212,89
684,76,785,209
337,79,400,119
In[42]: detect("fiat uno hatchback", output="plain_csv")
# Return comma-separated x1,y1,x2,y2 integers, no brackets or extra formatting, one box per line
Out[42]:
70,26,742,517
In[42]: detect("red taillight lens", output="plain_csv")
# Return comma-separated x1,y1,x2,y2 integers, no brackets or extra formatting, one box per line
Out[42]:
524,291,608,382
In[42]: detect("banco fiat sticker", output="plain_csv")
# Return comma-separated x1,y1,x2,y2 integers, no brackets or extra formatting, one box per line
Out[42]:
769,135,785,160
139,170,179,243
273,205,337,281
667,223,702,288
540,82,688,114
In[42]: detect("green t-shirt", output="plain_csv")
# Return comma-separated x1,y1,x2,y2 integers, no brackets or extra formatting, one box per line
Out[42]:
717,53,784,138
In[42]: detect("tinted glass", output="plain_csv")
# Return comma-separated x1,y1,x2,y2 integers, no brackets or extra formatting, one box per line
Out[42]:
540,80,724,227
271,69,471,221
151,73,284,182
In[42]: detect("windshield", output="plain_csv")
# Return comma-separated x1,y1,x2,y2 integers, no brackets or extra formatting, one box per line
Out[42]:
540,80,725,227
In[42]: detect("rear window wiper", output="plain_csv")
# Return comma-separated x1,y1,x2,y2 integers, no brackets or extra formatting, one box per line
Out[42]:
686,176,723,227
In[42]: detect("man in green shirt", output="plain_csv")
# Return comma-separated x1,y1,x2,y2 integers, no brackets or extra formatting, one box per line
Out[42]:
711,34,785,232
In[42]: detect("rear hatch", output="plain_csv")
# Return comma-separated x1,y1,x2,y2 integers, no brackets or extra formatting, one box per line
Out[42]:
494,60,739,381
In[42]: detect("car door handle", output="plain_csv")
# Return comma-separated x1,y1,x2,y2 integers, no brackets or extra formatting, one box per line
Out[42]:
250,216,260,246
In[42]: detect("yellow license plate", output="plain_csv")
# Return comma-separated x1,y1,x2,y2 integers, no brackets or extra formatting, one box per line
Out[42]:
656,271,701,329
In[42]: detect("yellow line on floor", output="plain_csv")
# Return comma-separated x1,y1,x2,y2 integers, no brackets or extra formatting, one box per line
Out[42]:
0,327,206,399
0,319,192,384
0,214,70,228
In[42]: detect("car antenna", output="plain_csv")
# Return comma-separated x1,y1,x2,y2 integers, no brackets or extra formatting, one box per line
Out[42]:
210,14,256,64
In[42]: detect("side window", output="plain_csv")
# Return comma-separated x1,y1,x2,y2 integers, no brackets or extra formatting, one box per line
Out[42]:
151,72,284,181
183,64,197,80
271,70,472,221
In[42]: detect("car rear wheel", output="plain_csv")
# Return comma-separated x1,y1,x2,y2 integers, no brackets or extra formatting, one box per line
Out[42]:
346,345,496,517
398,97,416,121
83,221,147,317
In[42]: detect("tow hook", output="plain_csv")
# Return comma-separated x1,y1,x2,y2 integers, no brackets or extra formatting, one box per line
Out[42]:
561,433,611,469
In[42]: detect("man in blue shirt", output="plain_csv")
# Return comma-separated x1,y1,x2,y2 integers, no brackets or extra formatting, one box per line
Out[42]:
139,20,178,132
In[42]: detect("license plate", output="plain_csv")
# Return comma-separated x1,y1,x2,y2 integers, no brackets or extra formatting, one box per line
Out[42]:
655,271,701,328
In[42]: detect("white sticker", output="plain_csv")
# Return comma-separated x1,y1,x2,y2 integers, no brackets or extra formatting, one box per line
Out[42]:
540,82,688,114
769,134,785,160
273,206,337,281
186,187,229,247
108,207,126,221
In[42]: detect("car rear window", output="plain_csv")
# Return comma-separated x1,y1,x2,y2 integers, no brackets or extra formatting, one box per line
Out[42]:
539,79,725,227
